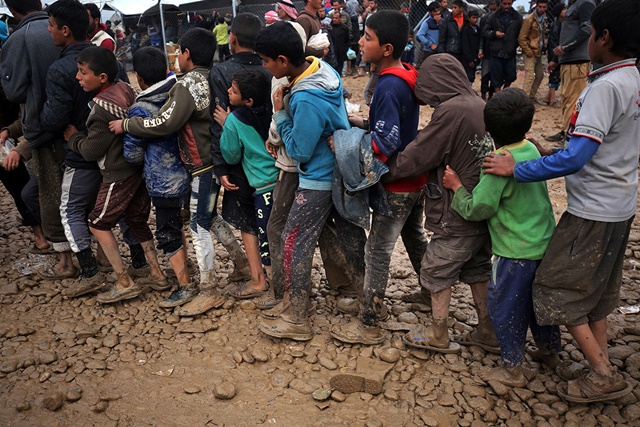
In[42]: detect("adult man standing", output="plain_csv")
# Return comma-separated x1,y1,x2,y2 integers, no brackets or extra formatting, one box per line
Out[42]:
519,0,548,101
297,0,325,57
0,0,72,278
544,0,595,142
86,3,115,52
483,0,523,92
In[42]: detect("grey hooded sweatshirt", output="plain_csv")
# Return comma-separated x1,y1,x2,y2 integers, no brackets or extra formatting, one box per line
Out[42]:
386,54,491,237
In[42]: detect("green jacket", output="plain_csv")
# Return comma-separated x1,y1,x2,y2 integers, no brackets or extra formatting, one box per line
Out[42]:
220,113,278,193
451,140,555,260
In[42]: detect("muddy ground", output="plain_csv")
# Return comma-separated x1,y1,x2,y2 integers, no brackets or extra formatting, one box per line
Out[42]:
1,73,640,427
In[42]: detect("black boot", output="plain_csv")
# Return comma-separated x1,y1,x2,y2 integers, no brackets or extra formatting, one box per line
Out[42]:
76,248,98,278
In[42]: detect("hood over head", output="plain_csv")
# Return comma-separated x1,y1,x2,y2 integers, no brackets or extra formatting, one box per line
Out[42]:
290,58,344,108
415,54,477,108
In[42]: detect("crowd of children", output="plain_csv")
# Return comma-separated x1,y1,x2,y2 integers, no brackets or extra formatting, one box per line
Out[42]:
1,0,639,405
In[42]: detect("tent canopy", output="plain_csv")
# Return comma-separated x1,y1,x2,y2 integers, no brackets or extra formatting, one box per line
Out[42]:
104,0,224,16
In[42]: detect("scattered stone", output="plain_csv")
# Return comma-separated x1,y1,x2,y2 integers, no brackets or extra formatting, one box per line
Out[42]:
487,380,509,396
38,351,58,365
66,387,83,402
532,403,556,419
0,360,18,373
381,322,415,331
103,335,119,348
39,372,52,383
42,392,64,411
214,382,236,400
99,392,122,401
318,356,338,370
15,401,31,412
379,348,401,364
331,390,346,402
384,389,399,401
93,400,109,413
289,378,322,395
397,312,419,324
312,389,332,401
238,300,256,311
251,348,269,363
409,349,430,361
366,419,383,427
184,386,201,394
622,403,640,420
270,370,295,389
0,282,18,295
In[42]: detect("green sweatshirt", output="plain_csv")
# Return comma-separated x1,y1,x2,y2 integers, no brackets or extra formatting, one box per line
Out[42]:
220,113,278,194
451,140,555,260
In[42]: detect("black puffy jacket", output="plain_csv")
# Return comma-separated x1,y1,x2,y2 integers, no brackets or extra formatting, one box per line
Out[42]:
482,8,523,59
438,14,464,55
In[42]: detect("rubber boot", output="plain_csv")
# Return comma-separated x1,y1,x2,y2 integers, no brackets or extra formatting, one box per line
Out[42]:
76,247,99,278
211,214,250,281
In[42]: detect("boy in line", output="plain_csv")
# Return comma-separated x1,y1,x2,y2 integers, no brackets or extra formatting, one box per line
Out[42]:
111,29,226,314
443,88,561,386
123,47,192,299
385,54,498,354
65,46,165,304
330,10,428,345
461,9,482,84
217,68,277,281
482,0,640,402
416,3,442,64
209,13,271,301
255,22,366,340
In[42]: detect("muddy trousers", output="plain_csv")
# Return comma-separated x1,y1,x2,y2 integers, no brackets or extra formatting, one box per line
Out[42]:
560,62,589,132
0,162,38,226
361,191,428,326
488,256,561,367
60,167,102,253
267,171,364,300
31,140,70,252
523,54,544,98
281,188,366,323
189,170,216,281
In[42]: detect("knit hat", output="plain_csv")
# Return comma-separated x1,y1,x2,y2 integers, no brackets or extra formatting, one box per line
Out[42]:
551,3,566,18
277,0,298,20
265,10,280,24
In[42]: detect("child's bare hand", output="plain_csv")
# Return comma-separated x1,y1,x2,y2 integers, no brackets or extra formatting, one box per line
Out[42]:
3,151,21,171
213,105,230,127
63,124,79,141
220,175,239,191
528,137,552,157
109,120,124,135
482,151,515,176
273,87,285,112
265,140,278,159
442,165,463,191
328,135,335,153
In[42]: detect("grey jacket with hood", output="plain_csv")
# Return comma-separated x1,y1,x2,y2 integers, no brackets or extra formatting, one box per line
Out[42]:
0,11,62,149
386,54,492,237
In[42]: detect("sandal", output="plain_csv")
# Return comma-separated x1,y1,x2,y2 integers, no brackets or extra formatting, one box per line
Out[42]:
37,265,79,280
555,360,589,381
458,331,501,354
402,328,461,354
96,285,141,304
30,244,54,255
230,282,268,300
557,372,633,403
330,320,384,345
254,293,279,310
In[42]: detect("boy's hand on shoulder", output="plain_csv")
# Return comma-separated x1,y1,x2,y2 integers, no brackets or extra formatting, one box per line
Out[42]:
63,124,79,142
3,151,21,171
442,165,463,192
482,151,515,177
109,120,125,135
213,105,230,127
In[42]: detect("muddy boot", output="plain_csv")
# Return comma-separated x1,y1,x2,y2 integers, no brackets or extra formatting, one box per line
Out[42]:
480,365,529,388
176,271,226,316
211,215,250,282
158,283,199,309
65,248,106,297
336,298,389,321
331,319,384,345
258,315,313,341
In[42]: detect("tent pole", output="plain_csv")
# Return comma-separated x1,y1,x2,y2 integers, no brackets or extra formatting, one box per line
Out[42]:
232,0,237,18
159,0,169,67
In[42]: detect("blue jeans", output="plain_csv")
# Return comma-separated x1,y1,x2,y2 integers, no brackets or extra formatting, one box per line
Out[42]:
361,191,428,326
488,256,561,366
189,170,216,277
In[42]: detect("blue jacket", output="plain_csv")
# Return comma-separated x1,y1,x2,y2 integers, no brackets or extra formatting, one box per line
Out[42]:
123,75,189,199
416,16,440,53
332,128,390,229
273,58,350,191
